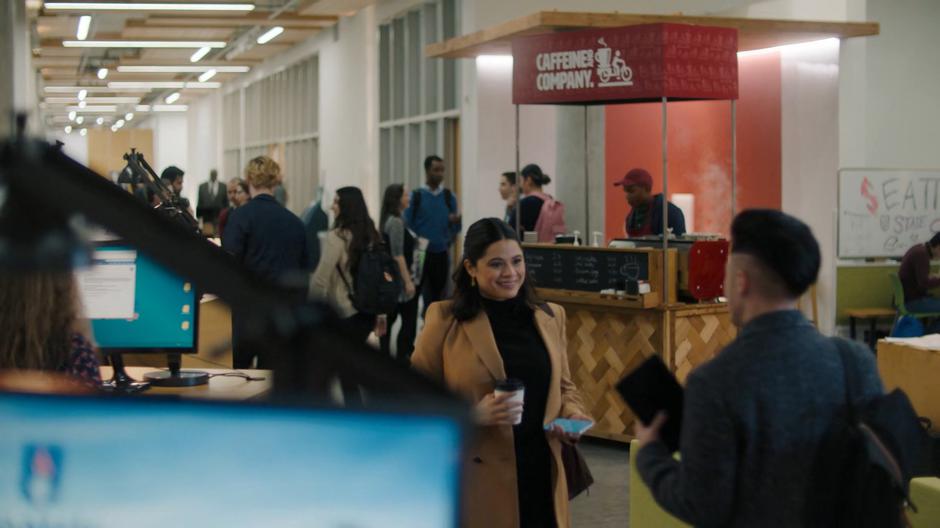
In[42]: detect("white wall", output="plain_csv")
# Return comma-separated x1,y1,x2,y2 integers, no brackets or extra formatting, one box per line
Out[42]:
49,130,89,167
779,39,841,334
150,113,191,202
184,91,223,198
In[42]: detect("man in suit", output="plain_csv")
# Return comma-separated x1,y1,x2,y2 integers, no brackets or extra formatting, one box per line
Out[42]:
196,169,228,232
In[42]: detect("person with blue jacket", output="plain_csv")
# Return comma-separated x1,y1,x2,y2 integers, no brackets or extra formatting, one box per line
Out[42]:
404,155,461,316
615,167,686,238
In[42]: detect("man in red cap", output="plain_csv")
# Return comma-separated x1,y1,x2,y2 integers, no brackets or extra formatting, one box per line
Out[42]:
614,168,686,238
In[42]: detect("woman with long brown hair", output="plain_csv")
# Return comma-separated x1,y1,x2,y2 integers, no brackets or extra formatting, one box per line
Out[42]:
0,271,101,386
412,218,590,528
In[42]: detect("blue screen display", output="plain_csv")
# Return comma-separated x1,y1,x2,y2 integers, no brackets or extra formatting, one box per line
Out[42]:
0,393,463,528
80,246,196,349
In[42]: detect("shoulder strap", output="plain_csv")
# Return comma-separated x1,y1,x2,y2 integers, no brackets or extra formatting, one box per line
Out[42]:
443,188,455,213
830,337,860,421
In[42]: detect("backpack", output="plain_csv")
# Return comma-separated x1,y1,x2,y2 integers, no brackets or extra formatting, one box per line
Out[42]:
530,191,567,243
337,243,402,316
411,188,455,219
804,337,928,528
891,315,925,338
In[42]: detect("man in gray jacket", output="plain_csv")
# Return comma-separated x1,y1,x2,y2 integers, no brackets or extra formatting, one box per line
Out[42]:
635,209,883,527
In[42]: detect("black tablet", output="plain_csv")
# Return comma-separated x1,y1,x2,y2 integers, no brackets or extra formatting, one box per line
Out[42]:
615,355,684,452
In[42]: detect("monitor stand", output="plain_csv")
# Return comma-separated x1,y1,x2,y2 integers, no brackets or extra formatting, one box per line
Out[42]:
101,353,150,393
144,353,209,387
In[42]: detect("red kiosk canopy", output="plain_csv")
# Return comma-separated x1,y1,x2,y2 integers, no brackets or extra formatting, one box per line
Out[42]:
512,23,739,105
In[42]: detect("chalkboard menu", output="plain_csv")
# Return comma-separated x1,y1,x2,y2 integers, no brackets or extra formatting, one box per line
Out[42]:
523,246,650,292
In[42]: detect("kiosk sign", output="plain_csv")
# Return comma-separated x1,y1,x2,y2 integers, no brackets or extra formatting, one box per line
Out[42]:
513,23,738,105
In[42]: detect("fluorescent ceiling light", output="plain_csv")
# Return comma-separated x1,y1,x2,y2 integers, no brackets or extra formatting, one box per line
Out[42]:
63,40,226,49
151,105,189,112
64,125,72,134
79,128,87,136
77,89,87,100
67,105,117,112
68,111,76,121
44,96,140,104
125,112,134,121
116,119,125,127
190,46,211,62
97,67,108,79
197,69,216,82
76,15,91,40
77,101,86,108
111,125,118,132
256,26,283,45
44,86,113,93
107,81,220,89
117,65,249,73
95,117,104,125
165,92,180,104
45,3,255,12
75,116,84,124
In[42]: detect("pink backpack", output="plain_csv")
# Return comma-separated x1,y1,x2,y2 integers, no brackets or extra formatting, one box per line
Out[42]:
531,191,567,243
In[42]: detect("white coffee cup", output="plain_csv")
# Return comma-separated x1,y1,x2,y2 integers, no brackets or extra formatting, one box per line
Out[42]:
494,378,525,425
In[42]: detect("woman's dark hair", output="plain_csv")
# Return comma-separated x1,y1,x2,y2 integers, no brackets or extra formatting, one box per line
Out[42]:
236,179,249,195
379,183,405,231
501,171,516,186
521,163,551,187
451,218,547,321
334,186,380,274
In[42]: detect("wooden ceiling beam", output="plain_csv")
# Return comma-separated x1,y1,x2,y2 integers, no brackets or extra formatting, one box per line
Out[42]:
133,13,337,29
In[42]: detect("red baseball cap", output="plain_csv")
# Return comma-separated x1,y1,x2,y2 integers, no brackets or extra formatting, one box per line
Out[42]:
613,168,653,190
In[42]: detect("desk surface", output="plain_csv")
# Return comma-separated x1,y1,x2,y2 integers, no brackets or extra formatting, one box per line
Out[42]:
100,366,272,401
877,340,940,431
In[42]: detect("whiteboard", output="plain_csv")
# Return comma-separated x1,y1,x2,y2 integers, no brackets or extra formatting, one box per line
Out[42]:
839,169,940,258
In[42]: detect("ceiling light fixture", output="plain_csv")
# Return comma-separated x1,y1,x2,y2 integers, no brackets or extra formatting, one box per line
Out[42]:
77,89,87,100
76,15,91,40
256,26,283,45
117,65,250,73
64,125,72,134
79,128,87,136
116,119,125,127
125,112,134,121
75,116,84,124
67,105,117,112
111,125,118,132
95,117,104,125
78,101,86,108
197,69,216,82
44,96,140,104
164,92,181,104
45,3,255,12
97,67,108,79
151,105,189,112
190,46,211,62
44,86,114,93
68,111,76,121
63,40,226,49
107,81,220,89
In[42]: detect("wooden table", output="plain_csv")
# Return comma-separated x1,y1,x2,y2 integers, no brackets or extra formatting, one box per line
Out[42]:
100,366,272,401
847,307,897,349
877,339,940,430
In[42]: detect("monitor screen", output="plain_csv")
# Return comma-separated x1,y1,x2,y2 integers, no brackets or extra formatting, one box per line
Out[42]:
0,392,464,528
76,245,196,350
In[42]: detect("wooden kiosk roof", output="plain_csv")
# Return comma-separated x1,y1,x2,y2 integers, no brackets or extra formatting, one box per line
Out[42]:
425,11,879,58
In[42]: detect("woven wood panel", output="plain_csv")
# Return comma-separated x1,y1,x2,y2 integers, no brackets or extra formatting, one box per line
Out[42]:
671,312,736,383
565,307,664,441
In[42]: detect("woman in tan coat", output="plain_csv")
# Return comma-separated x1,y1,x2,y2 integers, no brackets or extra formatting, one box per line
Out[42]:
412,218,590,528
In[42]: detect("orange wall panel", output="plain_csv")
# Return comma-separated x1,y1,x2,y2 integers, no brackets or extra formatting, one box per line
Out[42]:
604,52,782,239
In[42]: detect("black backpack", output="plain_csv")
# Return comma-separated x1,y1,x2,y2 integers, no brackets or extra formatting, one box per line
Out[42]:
804,338,928,527
337,243,402,316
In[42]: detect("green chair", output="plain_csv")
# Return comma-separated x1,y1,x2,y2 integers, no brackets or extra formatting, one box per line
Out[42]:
910,477,940,528
629,440,691,528
889,273,940,333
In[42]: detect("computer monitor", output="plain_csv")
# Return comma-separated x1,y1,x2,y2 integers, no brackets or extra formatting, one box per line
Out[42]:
76,242,204,390
0,392,465,527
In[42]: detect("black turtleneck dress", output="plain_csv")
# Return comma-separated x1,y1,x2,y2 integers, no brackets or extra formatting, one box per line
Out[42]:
481,297,556,528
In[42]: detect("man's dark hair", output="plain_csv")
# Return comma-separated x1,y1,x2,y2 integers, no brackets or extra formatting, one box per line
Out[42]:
929,232,940,247
160,166,184,183
501,171,516,185
731,209,820,298
424,155,443,172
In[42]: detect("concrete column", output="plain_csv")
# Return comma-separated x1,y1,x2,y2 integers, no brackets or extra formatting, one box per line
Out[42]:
555,105,606,241
0,1,30,139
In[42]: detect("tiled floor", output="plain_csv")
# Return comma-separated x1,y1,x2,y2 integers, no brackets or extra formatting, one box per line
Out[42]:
570,438,631,527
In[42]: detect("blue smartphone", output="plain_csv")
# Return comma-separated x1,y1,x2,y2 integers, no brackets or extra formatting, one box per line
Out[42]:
544,418,594,435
